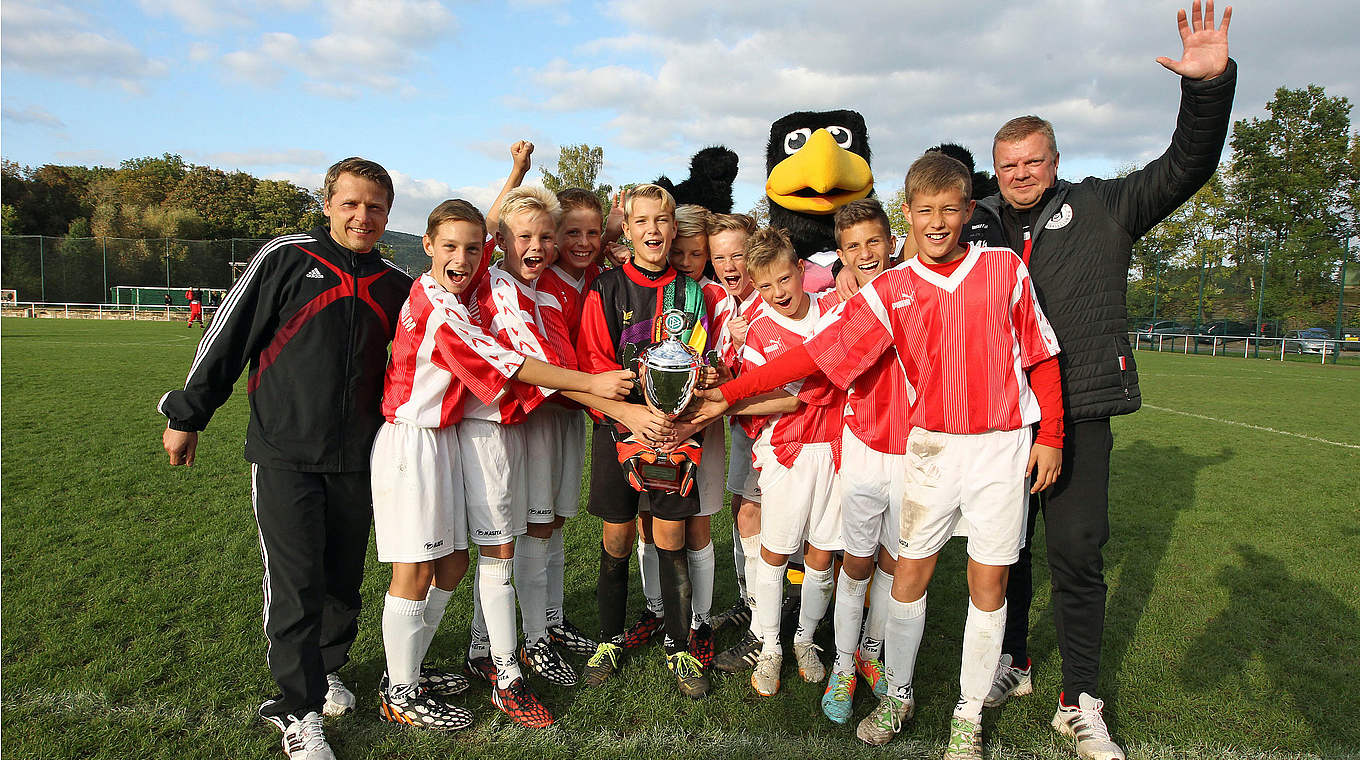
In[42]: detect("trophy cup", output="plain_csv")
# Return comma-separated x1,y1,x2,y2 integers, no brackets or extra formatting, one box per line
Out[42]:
615,310,707,495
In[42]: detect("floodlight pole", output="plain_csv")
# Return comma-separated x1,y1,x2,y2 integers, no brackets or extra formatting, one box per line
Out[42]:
165,238,171,290
102,237,108,305
1337,232,1350,365
39,235,46,302
1151,254,1161,323
1254,243,1268,359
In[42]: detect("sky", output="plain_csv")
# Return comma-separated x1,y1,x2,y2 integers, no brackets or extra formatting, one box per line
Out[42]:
3,0,1358,235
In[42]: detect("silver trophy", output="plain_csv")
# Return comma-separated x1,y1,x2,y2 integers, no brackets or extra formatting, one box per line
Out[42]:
615,309,706,494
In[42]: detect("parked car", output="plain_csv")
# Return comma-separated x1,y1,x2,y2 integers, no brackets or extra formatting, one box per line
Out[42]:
1283,328,1331,355
1198,320,1252,344
1141,321,1193,340
1341,328,1360,351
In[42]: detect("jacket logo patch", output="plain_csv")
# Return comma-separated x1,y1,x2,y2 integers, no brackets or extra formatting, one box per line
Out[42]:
305,267,325,279
1045,203,1074,230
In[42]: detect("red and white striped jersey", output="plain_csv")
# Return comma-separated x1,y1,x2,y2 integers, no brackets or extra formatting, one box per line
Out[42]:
718,291,762,371
843,348,912,455
740,291,846,468
380,274,528,428
463,266,557,423
537,262,600,342
805,244,1060,435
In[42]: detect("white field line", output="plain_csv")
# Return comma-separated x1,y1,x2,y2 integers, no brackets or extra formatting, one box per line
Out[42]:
1143,404,1360,450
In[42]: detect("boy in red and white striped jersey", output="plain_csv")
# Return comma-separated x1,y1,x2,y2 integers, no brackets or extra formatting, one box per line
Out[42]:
729,227,847,698
371,200,633,731
694,152,1064,756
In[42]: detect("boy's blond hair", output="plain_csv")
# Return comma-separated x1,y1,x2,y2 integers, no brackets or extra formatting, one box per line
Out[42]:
833,198,891,244
556,188,604,218
743,227,798,276
425,199,486,239
993,115,1058,156
323,157,394,208
498,186,563,237
708,212,758,237
675,204,712,239
623,183,676,216
905,152,972,205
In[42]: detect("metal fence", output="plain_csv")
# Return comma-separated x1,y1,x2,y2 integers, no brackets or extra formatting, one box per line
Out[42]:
1129,330,1360,365
1,301,220,322
0,234,426,304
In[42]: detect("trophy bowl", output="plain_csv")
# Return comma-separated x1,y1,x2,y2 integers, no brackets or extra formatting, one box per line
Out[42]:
637,339,702,419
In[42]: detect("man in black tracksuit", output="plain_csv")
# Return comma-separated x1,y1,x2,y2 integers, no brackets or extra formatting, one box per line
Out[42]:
160,158,412,759
967,7,1235,760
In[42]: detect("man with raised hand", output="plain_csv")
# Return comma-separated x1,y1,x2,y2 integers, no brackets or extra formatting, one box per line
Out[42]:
159,158,413,760
968,4,1235,759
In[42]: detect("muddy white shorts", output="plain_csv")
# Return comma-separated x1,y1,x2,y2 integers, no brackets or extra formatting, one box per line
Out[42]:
839,426,906,560
725,422,762,503
897,427,1030,565
458,418,528,546
753,433,841,555
370,421,466,562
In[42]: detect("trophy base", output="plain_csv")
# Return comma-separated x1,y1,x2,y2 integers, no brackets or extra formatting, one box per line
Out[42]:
614,431,703,496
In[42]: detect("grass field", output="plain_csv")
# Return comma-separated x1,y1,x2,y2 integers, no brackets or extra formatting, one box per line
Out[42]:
3,318,1357,760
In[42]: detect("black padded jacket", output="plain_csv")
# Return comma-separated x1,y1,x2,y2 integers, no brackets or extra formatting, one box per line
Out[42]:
159,227,413,472
968,60,1237,423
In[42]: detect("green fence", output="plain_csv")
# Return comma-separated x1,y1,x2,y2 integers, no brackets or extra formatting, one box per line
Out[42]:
0,235,426,304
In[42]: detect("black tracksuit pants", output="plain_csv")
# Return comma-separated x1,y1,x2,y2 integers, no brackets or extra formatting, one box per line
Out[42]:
252,466,372,720
1002,419,1113,699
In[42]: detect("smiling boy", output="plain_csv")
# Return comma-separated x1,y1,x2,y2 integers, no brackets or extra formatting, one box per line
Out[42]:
575,184,715,698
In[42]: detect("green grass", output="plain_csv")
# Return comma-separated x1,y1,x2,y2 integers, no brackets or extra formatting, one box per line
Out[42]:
3,319,1358,760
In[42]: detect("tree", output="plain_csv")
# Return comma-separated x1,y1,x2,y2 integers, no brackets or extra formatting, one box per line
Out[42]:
885,187,909,239
540,144,613,211
749,196,770,227
1226,85,1354,325
117,154,187,208
248,180,323,238
163,166,258,238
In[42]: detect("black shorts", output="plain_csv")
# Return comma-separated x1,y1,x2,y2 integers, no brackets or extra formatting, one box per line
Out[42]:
587,424,700,523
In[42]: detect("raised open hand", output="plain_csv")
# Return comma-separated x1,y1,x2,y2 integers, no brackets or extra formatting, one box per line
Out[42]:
1156,0,1231,81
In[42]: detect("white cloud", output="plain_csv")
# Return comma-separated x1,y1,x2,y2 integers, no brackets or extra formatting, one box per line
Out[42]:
220,0,454,93
2,104,66,131
1,0,168,91
517,0,1360,197
136,0,251,33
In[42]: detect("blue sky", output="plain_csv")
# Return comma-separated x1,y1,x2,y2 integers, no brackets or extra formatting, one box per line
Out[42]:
4,0,1358,234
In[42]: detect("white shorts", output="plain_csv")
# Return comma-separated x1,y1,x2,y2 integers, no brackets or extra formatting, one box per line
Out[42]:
637,421,724,518
839,426,906,560
897,427,1031,566
753,434,842,555
370,421,467,562
725,422,762,503
525,411,583,523
458,418,528,546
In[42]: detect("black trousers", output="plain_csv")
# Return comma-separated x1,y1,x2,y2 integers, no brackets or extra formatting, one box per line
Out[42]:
1002,418,1113,698
252,466,372,719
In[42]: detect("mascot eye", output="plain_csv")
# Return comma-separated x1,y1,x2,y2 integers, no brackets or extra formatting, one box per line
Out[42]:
783,128,812,155
826,125,853,149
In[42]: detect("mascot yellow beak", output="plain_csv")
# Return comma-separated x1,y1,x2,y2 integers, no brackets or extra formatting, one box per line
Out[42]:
765,128,874,215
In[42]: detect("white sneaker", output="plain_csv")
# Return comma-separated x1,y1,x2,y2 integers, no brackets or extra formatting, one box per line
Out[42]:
322,673,356,717
791,640,825,683
984,654,1032,708
751,650,782,696
1052,693,1126,760
281,711,336,760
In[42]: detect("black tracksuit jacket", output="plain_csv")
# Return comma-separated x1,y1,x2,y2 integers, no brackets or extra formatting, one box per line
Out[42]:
969,60,1237,423
159,227,413,472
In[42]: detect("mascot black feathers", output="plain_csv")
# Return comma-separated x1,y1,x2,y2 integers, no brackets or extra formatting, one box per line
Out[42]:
765,109,873,258
928,142,998,200
655,146,739,213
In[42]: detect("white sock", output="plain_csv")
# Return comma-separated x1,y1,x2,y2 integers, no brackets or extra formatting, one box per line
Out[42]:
420,585,455,663
862,566,894,660
638,539,663,616
514,534,550,645
956,600,1007,723
884,591,928,700
477,554,522,688
732,523,747,598
546,529,566,627
687,542,715,629
795,563,834,645
753,554,787,655
832,571,870,674
382,593,427,689
468,563,490,659
740,533,763,640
